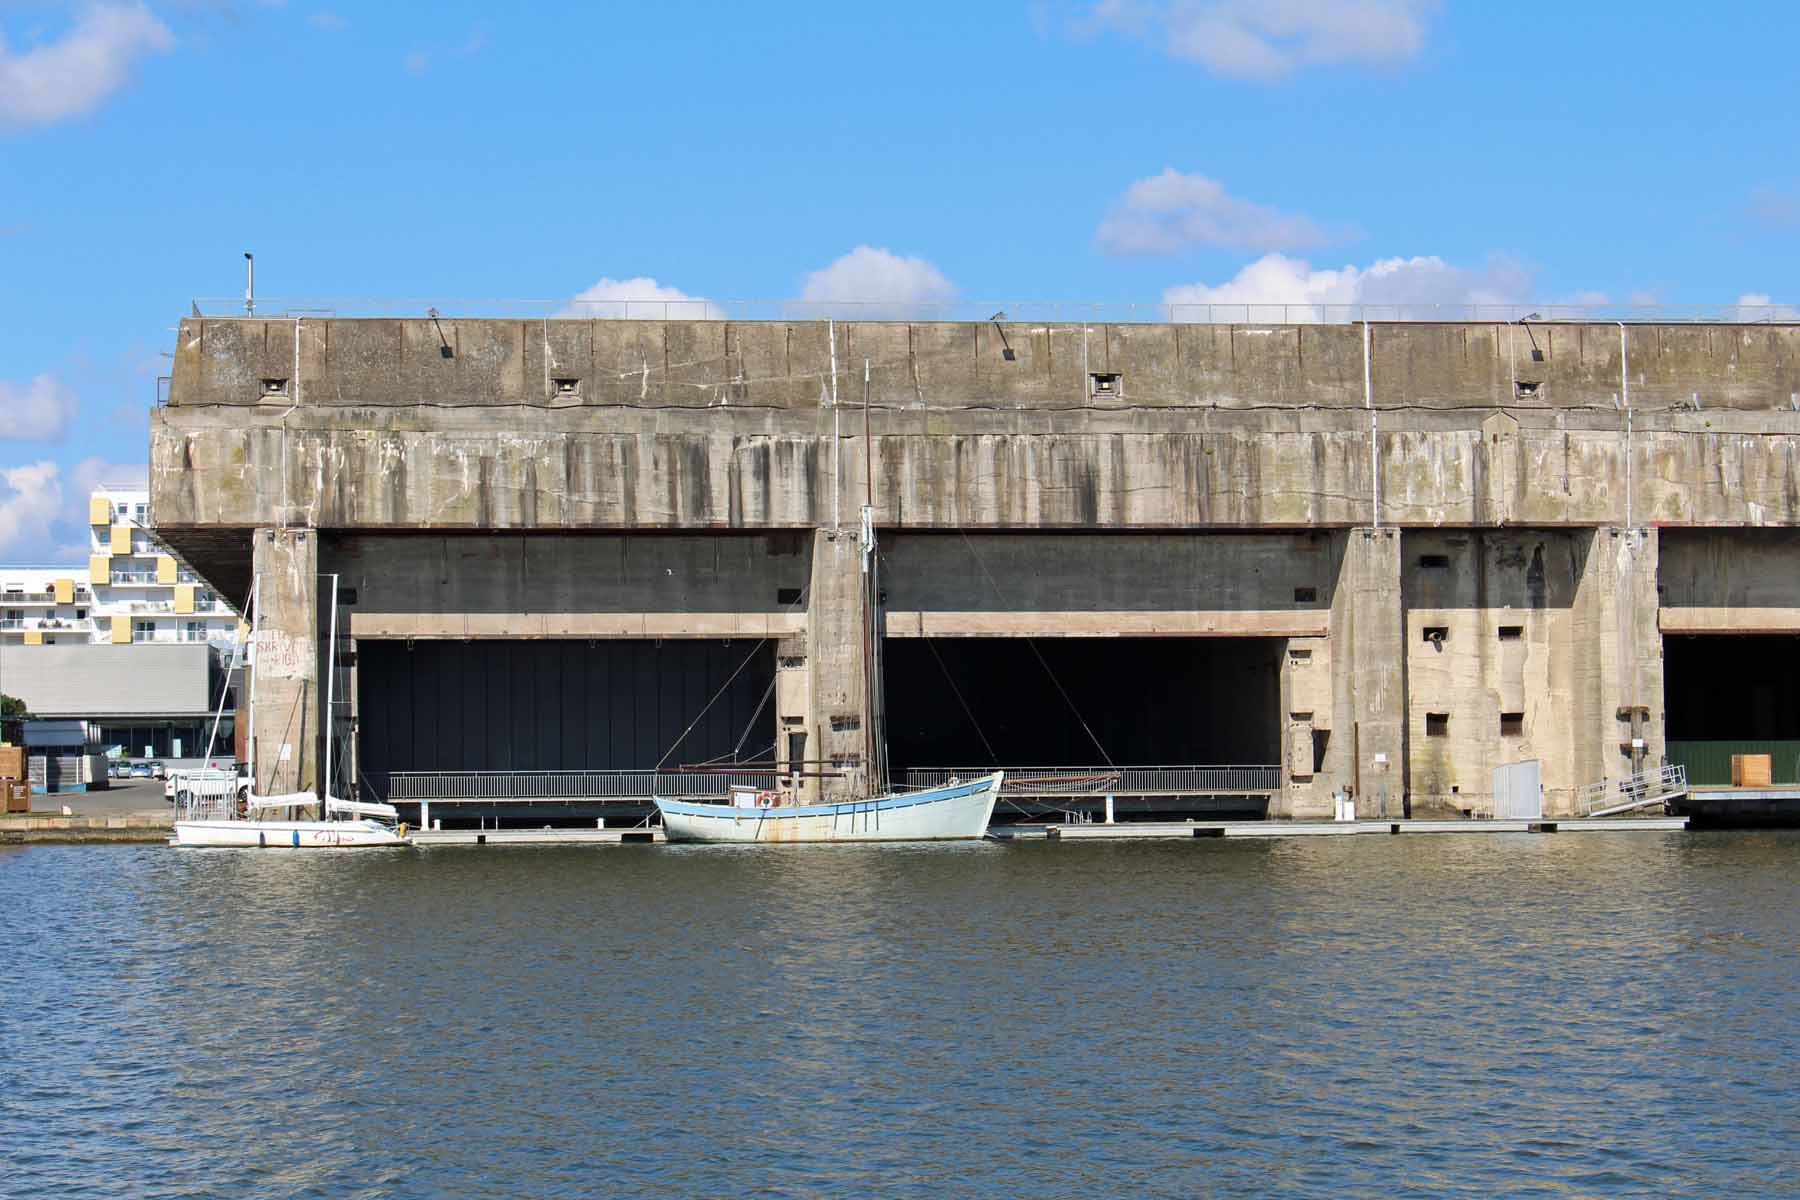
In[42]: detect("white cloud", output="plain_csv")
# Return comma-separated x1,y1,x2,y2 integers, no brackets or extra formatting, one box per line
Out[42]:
1162,251,1534,321
1735,293,1800,321
0,374,78,442
0,461,63,559
798,246,957,319
1097,167,1340,255
0,2,174,128
1088,0,1437,80
0,456,145,561
562,277,724,320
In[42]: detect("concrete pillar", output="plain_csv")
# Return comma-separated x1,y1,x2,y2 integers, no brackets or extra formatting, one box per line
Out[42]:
805,528,872,801
1332,527,1405,820
1565,526,1663,812
250,528,319,808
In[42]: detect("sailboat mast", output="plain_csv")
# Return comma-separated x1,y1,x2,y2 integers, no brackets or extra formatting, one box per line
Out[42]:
324,573,338,815
859,357,887,795
246,574,259,796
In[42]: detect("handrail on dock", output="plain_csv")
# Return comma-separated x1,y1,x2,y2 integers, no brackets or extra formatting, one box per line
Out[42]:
1575,763,1687,817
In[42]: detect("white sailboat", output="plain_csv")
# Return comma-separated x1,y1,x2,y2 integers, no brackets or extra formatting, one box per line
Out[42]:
173,573,409,849
655,499,1003,842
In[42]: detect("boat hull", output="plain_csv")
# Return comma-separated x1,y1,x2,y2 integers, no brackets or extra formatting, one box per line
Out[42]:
654,773,1002,843
171,819,409,848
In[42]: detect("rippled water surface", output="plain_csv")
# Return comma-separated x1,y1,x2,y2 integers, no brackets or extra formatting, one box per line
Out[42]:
4,832,1800,1197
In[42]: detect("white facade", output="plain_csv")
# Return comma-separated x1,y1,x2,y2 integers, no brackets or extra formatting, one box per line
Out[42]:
0,486,241,649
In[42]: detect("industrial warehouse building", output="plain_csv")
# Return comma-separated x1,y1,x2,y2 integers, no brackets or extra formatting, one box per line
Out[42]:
147,312,1800,820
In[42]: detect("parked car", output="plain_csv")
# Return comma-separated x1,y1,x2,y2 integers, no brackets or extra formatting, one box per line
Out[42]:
107,762,124,779
148,761,166,779
128,762,152,778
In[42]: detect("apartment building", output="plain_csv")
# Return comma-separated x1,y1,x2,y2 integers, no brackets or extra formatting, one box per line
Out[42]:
0,486,242,762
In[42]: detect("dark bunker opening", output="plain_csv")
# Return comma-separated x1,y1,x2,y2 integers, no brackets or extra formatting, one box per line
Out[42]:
881,637,1281,820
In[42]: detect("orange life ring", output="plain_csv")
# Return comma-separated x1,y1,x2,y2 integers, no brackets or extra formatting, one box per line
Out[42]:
756,790,779,807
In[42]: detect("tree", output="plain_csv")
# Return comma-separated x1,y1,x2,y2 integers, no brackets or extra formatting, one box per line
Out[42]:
1,694,29,745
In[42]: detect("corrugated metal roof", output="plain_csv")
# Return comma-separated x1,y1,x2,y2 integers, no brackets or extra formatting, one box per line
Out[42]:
0,644,216,717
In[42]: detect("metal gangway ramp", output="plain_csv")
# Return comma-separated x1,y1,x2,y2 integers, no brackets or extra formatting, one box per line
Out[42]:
1575,763,1688,817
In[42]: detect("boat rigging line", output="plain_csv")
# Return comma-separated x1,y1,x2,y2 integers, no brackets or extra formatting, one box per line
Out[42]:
952,529,1117,769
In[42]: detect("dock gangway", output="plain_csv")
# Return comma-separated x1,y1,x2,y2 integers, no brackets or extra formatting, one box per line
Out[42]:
1574,763,1688,817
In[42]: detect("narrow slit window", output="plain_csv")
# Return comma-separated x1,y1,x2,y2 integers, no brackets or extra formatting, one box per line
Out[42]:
1498,625,1524,640
1422,626,1448,646
1419,554,1451,569
776,587,802,605
1294,587,1317,603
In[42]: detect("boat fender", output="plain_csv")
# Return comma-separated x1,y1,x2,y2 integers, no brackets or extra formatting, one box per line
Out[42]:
397,823,408,840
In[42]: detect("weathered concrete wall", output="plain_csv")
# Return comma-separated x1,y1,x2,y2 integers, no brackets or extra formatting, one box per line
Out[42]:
249,528,318,804
154,319,1800,553
150,317,1800,813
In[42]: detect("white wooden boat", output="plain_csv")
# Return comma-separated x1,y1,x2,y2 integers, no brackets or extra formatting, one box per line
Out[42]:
655,771,1002,843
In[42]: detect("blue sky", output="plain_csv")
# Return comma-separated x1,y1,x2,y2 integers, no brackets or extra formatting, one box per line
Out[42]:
2,0,1797,560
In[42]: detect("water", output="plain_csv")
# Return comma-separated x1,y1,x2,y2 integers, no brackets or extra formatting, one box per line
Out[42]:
3,833,1799,1198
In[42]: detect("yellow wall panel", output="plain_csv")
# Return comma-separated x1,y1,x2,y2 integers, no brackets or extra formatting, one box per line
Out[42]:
89,555,110,585
23,631,42,646
52,578,73,604
110,615,131,645
109,525,131,554
156,556,177,585
174,585,195,614
88,495,111,525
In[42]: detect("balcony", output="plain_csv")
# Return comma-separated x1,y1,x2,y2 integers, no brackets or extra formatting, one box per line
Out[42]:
0,617,92,632
0,591,62,605
132,630,218,644
110,572,160,585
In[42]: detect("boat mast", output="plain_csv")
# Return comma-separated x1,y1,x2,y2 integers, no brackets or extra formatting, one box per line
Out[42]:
202,575,254,767
246,573,258,799
324,573,337,816
860,356,887,796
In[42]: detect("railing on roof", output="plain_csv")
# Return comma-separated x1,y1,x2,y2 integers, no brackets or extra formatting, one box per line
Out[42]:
386,769,782,804
188,297,1800,325
905,765,1281,795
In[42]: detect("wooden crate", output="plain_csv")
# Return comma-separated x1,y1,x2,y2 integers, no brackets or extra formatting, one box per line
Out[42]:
1731,754,1773,787
0,744,22,782
3,780,28,814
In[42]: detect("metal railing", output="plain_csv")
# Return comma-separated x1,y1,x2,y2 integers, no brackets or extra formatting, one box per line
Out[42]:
110,572,159,584
132,630,218,644
188,296,1800,326
1575,763,1688,817
387,769,784,804
905,765,1280,794
0,617,90,632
